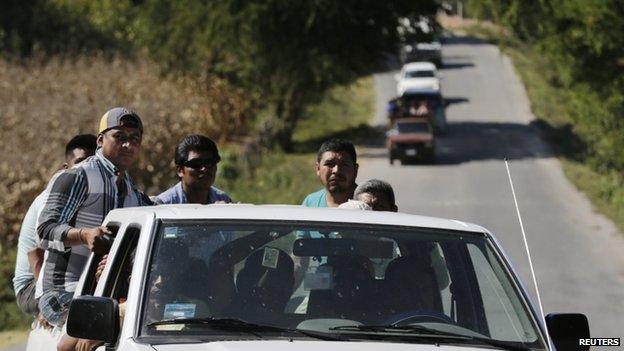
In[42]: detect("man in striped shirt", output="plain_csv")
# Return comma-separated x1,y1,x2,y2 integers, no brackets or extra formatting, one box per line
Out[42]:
36,107,152,327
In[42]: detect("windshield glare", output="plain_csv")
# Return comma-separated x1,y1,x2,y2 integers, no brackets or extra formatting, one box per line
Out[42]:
140,221,543,348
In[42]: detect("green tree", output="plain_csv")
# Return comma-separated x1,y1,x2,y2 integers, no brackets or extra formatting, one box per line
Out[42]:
0,0,122,55
137,0,439,150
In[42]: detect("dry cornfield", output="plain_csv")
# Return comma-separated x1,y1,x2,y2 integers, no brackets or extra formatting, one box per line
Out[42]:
0,54,253,248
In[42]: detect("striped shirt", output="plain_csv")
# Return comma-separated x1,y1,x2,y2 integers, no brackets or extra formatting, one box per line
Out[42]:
37,149,152,294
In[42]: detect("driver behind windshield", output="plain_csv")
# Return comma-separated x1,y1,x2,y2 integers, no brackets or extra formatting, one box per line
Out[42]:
146,238,217,323
234,247,295,325
384,253,442,317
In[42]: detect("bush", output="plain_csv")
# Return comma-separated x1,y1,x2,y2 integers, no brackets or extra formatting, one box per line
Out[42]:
217,151,319,205
0,248,30,329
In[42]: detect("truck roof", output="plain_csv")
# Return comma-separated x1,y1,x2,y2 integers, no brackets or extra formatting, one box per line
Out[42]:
105,204,488,234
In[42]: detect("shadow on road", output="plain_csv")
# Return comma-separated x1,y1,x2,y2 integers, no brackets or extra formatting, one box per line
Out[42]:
435,121,553,164
358,121,556,165
444,97,469,107
441,62,475,70
442,35,496,46
442,54,473,61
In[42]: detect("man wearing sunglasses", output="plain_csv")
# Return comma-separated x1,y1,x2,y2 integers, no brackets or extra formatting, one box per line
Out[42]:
36,107,152,327
154,134,232,205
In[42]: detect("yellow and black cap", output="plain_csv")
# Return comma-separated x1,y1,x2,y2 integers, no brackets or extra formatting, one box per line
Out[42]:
98,107,143,135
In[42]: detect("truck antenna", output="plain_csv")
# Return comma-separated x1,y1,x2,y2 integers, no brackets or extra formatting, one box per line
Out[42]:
504,158,552,348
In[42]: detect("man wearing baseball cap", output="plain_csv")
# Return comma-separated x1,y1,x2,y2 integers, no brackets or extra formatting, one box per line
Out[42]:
36,107,152,327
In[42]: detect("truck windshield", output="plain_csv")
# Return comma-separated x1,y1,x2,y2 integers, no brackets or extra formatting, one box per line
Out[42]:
139,220,544,349
405,70,435,78
397,122,430,134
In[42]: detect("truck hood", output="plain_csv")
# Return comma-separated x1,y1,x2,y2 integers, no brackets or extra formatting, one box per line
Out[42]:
152,340,485,351
388,133,433,143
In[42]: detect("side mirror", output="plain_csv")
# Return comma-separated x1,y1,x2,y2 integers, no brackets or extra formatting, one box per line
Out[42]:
67,296,119,344
545,313,590,351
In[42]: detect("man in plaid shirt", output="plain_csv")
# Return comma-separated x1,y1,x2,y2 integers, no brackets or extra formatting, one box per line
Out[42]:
36,107,152,327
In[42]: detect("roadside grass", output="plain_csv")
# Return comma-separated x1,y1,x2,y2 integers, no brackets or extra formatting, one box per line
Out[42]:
222,76,376,205
446,20,624,233
293,77,379,152
561,160,624,230
0,329,29,349
216,152,320,205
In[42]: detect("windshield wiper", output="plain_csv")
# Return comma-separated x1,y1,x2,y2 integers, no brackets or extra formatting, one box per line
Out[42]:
147,317,345,341
330,324,532,351
147,317,273,339
148,317,277,330
330,324,469,339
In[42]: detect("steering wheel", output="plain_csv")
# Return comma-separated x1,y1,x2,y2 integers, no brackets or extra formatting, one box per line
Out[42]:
385,310,455,326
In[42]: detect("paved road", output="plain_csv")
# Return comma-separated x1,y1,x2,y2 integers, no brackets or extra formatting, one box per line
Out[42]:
359,35,624,339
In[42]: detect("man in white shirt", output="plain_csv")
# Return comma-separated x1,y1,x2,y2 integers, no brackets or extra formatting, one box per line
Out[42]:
13,134,96,319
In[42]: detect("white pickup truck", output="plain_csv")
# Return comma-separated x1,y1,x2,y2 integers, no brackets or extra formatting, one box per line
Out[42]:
27,204,590,351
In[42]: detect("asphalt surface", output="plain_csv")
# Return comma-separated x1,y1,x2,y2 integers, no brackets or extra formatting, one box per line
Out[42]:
359,35,624,339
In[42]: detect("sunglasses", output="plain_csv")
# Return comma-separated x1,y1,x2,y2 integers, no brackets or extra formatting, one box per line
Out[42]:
183,157,218,169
